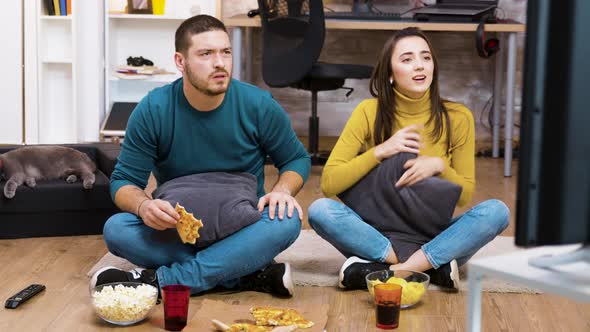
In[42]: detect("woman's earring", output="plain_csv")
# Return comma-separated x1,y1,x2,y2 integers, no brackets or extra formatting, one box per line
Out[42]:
389,78,394,85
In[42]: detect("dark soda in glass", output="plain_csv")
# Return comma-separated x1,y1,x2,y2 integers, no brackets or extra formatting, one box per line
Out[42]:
376,301,400,329
164,316,187,331
162,285,190,331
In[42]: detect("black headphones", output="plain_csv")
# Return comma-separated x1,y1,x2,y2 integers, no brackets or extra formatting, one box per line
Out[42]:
476,14,500,58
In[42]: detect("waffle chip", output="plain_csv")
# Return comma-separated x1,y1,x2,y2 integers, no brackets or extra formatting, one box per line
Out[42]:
250,307,314,329
223,323,273,332
174,203,203,244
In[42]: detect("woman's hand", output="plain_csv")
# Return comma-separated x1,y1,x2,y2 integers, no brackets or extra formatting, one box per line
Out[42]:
374,124,422,161
395,156,445,188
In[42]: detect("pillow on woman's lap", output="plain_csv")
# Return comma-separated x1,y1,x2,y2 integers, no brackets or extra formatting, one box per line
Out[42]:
154,172,262,248
337,153,461,245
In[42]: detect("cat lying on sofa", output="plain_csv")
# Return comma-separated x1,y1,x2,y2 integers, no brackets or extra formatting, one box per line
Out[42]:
0,146,96,199
0,143,120,238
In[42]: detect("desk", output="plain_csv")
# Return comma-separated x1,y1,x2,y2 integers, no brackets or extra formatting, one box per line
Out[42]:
466,244,590,332
224,15,525,176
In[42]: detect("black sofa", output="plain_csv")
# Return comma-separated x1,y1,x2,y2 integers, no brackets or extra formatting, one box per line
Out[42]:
0,143,121,239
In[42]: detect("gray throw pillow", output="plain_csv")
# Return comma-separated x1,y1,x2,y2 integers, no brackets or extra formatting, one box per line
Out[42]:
338,153,462,245
153,172,262,248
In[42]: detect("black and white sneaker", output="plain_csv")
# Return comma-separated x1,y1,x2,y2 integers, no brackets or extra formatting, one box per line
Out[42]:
339,256,390,290
239,263,294,297
90,266,160,294
425,259,460,291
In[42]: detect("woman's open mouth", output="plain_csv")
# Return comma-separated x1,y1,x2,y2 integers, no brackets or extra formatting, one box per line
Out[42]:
412,75,427,83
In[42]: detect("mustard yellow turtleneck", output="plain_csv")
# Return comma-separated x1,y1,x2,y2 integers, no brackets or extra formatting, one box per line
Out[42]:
321,88,475,207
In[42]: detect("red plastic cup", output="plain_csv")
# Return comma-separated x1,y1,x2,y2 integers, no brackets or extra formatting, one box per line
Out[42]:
162,285,190,331
374,283,402,329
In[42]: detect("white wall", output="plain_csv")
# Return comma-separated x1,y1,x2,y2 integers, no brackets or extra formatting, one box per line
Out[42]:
0,1,23,144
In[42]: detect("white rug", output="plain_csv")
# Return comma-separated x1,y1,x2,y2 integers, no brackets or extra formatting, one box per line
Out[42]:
88,230,540,293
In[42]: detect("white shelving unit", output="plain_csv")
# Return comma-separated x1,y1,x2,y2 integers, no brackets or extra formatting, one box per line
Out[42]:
40,14,72,20
105,15,183,105
37,2,75,143
108,13,195,20
24,0,104,144
102,0,221,139
21,0,222,143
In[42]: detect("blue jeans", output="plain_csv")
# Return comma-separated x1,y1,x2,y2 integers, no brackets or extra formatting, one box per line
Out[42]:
308,198,509,269
102,207,301,295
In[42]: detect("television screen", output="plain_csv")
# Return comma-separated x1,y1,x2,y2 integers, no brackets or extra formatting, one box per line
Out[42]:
515,0,590,247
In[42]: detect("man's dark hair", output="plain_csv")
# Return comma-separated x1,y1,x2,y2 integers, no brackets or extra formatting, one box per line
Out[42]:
175,15,227,54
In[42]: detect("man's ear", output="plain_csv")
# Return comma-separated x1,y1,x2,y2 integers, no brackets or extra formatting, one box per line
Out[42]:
174,52,185,73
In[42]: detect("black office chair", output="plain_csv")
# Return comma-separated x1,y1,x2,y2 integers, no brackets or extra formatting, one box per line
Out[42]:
256,0,374,165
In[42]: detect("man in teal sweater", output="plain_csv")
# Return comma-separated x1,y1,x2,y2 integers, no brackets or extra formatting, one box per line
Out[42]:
90,15,310,297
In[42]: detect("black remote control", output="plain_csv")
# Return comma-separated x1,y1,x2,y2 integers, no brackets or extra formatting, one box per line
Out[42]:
5,284,46,309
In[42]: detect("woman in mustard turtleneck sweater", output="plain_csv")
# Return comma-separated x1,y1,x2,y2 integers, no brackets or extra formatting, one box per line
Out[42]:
308,27,509,290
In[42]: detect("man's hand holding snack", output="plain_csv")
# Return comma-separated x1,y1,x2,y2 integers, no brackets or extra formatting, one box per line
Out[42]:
137,198,179,231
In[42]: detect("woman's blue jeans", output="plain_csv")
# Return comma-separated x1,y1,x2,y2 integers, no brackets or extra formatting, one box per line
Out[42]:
102,207,301,295
308,198,509,268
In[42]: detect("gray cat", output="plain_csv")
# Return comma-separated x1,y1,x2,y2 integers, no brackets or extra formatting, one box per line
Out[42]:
0,146,96,199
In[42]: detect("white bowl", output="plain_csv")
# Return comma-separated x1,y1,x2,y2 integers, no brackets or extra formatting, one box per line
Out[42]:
90,282,158,326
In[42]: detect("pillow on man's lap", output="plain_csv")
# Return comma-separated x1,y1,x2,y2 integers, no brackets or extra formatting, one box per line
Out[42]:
337,153,462,246
154,172,262,248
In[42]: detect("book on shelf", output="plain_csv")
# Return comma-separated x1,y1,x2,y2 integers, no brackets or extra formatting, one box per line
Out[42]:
113,72,152,80
59,0,66,16
52,0,60,15
113,66,176,80
44,0,71,16
45,0,55,15
115,65,175,75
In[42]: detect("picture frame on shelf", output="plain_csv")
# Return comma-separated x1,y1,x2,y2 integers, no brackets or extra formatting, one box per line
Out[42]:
127,0,152,14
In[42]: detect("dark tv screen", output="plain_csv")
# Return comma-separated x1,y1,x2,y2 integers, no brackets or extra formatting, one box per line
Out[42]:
515,0,590,246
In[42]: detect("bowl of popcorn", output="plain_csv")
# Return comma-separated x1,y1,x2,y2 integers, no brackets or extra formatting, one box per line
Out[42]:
366,270,429,308
90,282,158,326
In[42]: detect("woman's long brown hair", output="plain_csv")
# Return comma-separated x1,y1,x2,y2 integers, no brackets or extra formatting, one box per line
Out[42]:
369,27,451,155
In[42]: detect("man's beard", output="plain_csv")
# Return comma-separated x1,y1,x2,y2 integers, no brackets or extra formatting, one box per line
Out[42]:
184,65,230,96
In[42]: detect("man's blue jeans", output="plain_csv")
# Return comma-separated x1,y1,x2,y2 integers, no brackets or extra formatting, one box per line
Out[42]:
102,207,301,295
308,198,509,269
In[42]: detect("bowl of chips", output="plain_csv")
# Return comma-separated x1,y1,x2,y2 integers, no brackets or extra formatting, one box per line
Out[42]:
366,270,429,308
90,282,158,326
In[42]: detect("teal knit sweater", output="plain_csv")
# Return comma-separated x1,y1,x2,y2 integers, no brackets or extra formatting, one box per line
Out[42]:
110,78,311,199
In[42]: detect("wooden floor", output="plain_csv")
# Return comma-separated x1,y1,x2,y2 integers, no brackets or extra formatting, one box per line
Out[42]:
1,157,589,331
